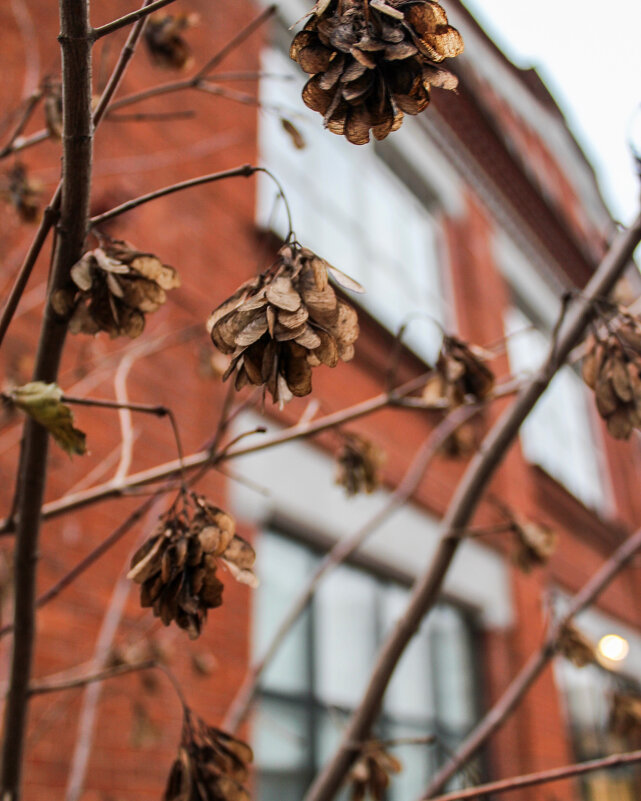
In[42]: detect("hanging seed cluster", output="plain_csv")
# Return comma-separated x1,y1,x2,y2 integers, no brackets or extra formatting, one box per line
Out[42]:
164,714,253,801
290,0,463,144
422,335,495,457
348,743,402,801
510,516,557,573
582,315,641,439
53,242,180,339
127,495,257,640
336,434,385,495
557,623,595,668
1,163,41,223
208,243,359,403
610,692,641,740
145,13,198,71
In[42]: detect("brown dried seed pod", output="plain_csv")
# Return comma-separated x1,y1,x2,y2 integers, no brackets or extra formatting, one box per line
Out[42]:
610,692,641,740
557,622,595,668
1,163,42,223
583,313,641,440
145,13,198,71
128,494,257,639
62,241,180,339
208,243,360,403
336,434,385,495
291,0,463,144
510,517,557,573
349,743,402,801
164,715,253,801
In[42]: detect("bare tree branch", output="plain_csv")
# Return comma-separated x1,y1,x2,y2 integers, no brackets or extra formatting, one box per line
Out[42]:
28,660,157,696
0,373,431,534
0,3,93,796
92,0,176,40
90,164,256,226
420,523,641,798
195,4,277,78
302,211,641,801
423,749,641,801
0,90,42,158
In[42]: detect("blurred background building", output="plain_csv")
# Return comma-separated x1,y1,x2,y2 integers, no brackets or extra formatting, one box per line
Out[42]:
0,1,640,800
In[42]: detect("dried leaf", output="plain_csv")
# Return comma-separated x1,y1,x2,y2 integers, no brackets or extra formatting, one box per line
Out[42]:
9,382,86,455
511,517,557,573
281,117,306,149
557,623,595,668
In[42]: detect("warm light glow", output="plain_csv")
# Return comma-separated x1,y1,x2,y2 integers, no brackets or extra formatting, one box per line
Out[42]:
598,634,629,662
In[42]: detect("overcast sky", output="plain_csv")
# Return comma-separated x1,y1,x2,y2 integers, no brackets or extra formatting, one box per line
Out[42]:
462,0,641,226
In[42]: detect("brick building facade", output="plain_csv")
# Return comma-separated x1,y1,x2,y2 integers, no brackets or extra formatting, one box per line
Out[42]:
0,2,640,801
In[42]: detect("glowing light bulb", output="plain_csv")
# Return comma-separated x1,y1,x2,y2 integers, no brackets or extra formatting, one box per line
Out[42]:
597,634,629,663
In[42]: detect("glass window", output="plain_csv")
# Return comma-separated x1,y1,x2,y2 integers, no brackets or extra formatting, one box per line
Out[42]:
252,530,483,799
503,304,608,511
257,47,447,364
555,659,641,801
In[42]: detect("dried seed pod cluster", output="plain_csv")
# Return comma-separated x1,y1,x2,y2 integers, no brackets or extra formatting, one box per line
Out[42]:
349,743,402,801
208,243,360,403
510,516,557,573
54,241,180,339
127,494,257,640
422,335,495,457
145,13,198,71
164,714,253,801
336,434,385,495
291,0,463,144
557,622,595,668
610,692,641,740
1,163,41,223
582,316,641,439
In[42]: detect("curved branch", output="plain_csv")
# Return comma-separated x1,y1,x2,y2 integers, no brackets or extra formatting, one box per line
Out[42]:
302,212,641,801
90,164,256,226
420,523,641,797
92,0,176,40
424,749,641,801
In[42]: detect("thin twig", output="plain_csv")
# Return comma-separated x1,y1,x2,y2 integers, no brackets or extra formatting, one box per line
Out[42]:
424,749,641,801
60,395,168,416
90,165,256,226
420,523,641,798
302,212,641,801
107,109,196,123
223,403,483,732
28,659,158,696
195,4,277,78
0,90,42,159
92,0,176,40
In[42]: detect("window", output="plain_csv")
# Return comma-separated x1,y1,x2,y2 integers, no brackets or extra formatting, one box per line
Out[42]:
252,530,483,800
555,660,641,801
257,46,448,364
503,304,608,511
